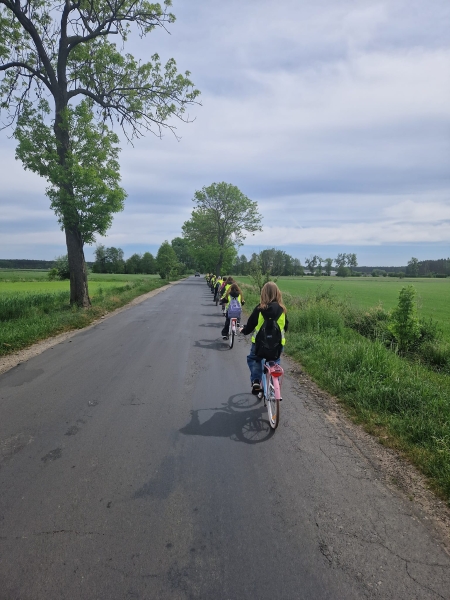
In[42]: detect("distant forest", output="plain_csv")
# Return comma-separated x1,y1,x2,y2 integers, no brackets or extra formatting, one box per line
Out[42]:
0,259,93,269
0,257,449,277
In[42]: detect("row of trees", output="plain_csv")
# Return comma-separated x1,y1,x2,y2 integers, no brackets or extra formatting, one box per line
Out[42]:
231,250,358,277
91,239,195,279
92,246,156,275
406,257,450,277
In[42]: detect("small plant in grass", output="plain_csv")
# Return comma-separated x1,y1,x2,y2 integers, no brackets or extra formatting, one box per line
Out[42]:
388,286,421,353
248,258,277,293
47,268,59,281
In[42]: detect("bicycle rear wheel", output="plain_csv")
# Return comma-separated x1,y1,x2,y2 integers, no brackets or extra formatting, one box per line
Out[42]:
266,375,280,429
228,325,235,348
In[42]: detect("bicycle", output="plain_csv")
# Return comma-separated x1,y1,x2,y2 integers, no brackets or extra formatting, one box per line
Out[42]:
258,359,284,429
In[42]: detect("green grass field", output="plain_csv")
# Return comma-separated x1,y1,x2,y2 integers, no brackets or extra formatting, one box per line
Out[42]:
0,271,160,296
236,276,450,341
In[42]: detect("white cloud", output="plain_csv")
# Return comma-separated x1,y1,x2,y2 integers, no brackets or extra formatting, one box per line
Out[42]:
0,0,449,260
251,221,450,246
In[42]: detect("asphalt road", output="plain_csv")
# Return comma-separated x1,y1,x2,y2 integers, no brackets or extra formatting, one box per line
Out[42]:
1,277,449,600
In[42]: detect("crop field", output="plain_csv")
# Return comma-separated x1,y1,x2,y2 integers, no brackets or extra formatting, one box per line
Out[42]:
0,269,160,282
236,276,450,341
0,271,160,295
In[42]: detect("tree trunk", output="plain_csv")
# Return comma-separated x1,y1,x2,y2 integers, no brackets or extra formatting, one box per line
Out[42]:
216,251,224,277
53,95,90,308
66,227,91,307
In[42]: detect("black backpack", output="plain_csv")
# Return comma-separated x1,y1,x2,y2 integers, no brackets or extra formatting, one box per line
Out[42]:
255,309,283,360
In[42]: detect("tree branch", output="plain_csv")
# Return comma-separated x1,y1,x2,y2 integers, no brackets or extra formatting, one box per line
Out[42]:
0,0,58,90
0,61,52,90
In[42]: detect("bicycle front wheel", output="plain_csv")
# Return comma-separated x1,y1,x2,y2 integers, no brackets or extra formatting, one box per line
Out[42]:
266,375,280,429
229,328,235,348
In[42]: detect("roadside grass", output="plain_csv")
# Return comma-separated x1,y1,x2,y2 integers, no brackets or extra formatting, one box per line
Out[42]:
0,278,169,356
240,283,450,502
0,280,134,294
236,276,450,342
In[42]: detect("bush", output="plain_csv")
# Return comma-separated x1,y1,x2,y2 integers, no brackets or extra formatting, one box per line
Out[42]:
388,286,421,353
53,255,70,280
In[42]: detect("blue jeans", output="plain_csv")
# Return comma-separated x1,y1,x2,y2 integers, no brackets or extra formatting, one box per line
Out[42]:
246,343,282,384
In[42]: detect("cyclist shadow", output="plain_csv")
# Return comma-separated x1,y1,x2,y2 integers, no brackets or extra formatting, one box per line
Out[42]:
193,339,230,351
198,323,221,328
179,393,274,444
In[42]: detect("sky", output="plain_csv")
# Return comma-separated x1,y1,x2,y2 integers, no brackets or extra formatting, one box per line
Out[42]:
1,0,449,266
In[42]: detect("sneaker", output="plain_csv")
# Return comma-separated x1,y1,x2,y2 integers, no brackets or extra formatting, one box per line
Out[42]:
222,335,228,340
251,380,261,394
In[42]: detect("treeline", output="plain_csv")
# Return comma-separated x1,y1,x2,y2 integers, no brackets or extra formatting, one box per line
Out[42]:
232,250,358,277
232,250,304,276
405,257,450,277
91,238,198,277
0,259,57,269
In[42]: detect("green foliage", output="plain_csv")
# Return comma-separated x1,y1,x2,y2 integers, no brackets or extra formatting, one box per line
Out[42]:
141,252,156,274
1,1,199,306
156,240,178,279
0,2,199,136
125,253,143,274
171,237,197,271
47,268,59,281
388,286,421,353
247,255,277,293
92,245,125,274
182,182,262,275
336,265,351,277
14,100,126,244
53,255,70,280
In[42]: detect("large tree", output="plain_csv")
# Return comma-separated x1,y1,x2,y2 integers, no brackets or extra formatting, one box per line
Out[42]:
0,0,199,306
182,182,262,276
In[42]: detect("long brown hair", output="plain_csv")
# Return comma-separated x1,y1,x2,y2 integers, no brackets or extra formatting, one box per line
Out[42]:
259,282,286,313
225,282,244,302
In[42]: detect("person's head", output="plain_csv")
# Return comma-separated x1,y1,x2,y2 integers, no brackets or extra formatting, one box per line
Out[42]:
259,282,286,312
226,276,234,284
229,282,242,296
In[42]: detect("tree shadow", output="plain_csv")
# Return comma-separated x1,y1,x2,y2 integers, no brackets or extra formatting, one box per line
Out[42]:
179,393,274,444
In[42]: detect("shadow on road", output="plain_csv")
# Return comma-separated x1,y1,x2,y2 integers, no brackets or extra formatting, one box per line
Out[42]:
193,339,231,351
179,393,274,444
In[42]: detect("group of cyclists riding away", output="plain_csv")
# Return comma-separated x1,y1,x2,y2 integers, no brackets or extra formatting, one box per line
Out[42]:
205,274,288,427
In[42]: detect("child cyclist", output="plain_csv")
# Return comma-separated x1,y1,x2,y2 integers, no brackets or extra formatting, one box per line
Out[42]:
221,283,245,339
239,282,289,395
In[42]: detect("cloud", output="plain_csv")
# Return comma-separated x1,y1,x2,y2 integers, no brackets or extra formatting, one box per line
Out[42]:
0,0,449,260
251,221,450,247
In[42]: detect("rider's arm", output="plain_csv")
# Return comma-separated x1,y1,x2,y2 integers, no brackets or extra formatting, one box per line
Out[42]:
241,307,260,335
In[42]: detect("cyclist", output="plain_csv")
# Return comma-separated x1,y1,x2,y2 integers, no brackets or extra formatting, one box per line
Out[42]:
221,283,245,338
214,276,224,302
239,281,288,395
